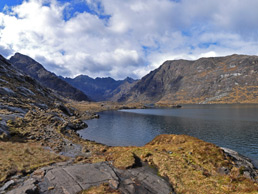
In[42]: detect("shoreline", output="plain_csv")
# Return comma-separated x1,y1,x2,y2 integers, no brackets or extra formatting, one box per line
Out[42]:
1,101,258,193
77,104,258,170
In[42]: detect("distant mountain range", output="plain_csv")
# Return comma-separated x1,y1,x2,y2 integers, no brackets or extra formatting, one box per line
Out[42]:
120,54,258,104
61,75,137,101
9,52,137,102
7,53,258,104
9,53,90,101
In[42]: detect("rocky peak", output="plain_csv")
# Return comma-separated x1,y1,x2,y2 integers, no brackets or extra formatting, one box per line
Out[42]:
62,75,137,101
9,53,90,101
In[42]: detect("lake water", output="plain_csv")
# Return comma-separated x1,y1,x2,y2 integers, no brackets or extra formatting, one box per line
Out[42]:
78,104,258,167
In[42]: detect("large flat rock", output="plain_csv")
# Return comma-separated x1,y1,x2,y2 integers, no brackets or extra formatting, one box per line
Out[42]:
29,162,174,194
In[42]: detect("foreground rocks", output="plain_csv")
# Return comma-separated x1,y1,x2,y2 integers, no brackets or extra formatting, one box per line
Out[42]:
222,147,258,181
8,162,174,194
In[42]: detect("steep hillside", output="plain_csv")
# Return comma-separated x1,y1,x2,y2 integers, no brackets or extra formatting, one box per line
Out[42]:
120,54,258,104
0,54,63,135
62,75,137,101
9,53,90,101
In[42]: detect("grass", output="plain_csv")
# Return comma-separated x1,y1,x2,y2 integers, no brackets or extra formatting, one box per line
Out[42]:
1,99,258,193
82,134,258,194
68,101,145,115
0,141,67,184
79,183,121,194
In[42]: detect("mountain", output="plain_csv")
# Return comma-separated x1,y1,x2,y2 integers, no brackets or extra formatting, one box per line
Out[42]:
120,54,258,104
0,54,60,107
61,75,137,101
0,54,63,135
9,53,90,101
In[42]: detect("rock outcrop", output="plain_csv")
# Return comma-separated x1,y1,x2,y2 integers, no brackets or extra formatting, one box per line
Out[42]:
120,54,258,104
7,161,173,194
0,54,63,136
33,162,173,194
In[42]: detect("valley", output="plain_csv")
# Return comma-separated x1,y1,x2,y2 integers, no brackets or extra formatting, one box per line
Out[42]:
1,53,258,193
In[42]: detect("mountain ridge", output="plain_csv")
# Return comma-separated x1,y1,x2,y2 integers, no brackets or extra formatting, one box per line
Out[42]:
9,53,90,101
120,54,258,104
61,74,137,101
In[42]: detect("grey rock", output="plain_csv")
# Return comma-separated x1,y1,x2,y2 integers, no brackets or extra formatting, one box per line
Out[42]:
7,178,38,194
33,162,173,194
55,103,73,116
218,166,230,175
221,147,258,181
0,87,16,97
34,103,48,110
115,165,174,194
17,86,35,97
38,162,119,194
0,180,15,192
65,120,87,131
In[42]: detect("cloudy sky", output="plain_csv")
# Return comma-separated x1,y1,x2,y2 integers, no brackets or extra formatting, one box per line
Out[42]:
1,0,258,79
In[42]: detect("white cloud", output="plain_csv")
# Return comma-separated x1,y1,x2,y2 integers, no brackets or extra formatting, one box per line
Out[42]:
1,0,258,79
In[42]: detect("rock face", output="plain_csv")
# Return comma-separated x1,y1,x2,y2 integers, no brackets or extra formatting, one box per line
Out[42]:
120,54,258,104
9,53,90,101
61,75,137,101
9,162,173,194
0,54,75,137
0,54,60,108
221,147,258,180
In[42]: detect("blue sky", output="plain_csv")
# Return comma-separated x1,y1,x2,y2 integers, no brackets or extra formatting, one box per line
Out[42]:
1,0,258,79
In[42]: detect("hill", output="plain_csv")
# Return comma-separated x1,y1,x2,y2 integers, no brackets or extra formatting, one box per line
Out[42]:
120,54,258,105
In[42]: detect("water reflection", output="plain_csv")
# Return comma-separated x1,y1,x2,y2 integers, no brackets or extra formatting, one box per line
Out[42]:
78,104,258,166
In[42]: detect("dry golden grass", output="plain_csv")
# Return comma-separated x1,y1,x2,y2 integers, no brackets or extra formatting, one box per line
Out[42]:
79,183,121,194
84,134,258,194
212,86,258,104
68,101,145,115
0,141,67,184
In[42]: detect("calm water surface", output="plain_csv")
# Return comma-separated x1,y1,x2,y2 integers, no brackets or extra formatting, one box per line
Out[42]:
78,104,258,166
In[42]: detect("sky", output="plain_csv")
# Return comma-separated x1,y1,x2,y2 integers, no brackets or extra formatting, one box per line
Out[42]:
1,0,258,79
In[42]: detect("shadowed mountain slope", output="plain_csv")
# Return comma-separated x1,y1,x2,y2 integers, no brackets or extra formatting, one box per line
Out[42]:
61,75,137,101
9,53,90,101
